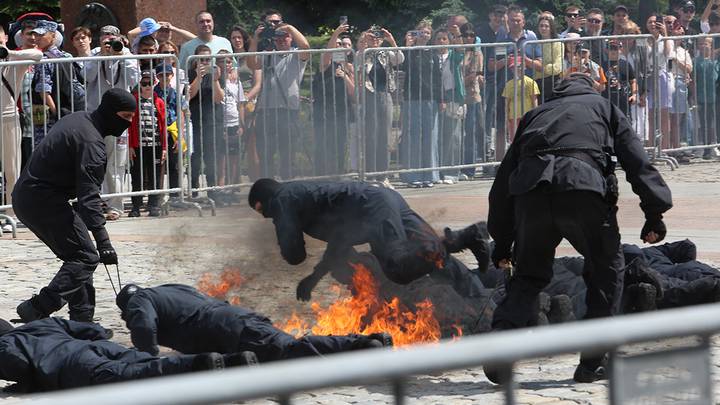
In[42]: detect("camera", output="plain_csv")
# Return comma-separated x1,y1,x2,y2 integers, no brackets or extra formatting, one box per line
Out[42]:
104,39,124,52
258,21,277,51
370,24,383,38
0,47,8,59
409,30,422,37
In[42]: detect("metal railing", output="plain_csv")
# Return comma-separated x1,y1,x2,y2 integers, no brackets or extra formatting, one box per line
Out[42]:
19,302,720,405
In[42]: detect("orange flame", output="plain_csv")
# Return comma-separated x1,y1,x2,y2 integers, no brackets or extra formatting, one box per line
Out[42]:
197,267,247,300
278,263,442,347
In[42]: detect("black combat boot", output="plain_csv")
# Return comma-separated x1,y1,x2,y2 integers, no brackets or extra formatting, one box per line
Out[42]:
16,296,50,323
573,354,608,383
224,351,259,367
548,294,575,324
191,352,225,371
624,283,657,313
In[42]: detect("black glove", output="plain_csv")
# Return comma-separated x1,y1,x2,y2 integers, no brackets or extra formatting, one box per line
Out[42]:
491,242,512,269
93,228,118,265
296,275,318,301
640,214,667,244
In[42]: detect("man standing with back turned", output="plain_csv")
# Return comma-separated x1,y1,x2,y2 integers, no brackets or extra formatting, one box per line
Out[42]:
13,89,137,323
485,73,672,384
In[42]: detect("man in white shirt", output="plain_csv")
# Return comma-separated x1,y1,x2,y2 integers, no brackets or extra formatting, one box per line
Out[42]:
0,25,42,221
177,11,232,71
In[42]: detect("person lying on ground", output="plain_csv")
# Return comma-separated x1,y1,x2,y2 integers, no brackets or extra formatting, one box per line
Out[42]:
0,317,255,393
116,283,393,363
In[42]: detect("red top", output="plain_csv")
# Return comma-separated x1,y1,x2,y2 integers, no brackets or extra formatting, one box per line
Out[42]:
128,91,167,150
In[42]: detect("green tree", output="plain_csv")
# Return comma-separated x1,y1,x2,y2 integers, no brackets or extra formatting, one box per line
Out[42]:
0,0,60,28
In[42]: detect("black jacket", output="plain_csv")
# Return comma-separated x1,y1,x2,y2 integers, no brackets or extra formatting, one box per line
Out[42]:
266,181,410,266
122,284,267,355
488,77,673,247
0,318,113,392
401,49,442,102
12,111,108,232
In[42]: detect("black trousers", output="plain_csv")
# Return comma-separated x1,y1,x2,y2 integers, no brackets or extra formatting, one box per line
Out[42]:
191,117,223,190
255,108,298,179
232,315,361,363
69,342,201,389
167,137,180,198
493,189,624,329
130,146,163,209
313,108,349,176
13,194,99,321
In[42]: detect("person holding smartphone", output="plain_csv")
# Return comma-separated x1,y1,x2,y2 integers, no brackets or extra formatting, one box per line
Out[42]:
645,14,675,150
188,45,225,202
312,21,355,176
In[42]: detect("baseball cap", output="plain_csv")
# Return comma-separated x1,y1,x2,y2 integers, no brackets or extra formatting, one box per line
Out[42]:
100,25,121,36
613,5,629,14
141,70,156,79
154,63,174,74
30,20,58,35
138,17,161,38
273,30,290,38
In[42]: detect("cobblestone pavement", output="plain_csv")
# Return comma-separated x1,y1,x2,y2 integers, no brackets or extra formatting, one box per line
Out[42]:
1,160,720,404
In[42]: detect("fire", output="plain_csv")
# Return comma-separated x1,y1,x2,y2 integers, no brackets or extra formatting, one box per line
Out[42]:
278,263,442,347
197,267,246,301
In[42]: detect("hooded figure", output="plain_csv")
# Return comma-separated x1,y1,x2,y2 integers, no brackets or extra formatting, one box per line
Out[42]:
485,73,672,384
0,317,229,393
248,179,488,301
116,283,391,363
12,89,137,323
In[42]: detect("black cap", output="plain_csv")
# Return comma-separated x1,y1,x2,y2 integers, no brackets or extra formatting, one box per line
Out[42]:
116,284,141,312
614,5,629,13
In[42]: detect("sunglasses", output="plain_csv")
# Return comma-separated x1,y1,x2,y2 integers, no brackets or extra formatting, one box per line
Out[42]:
566,13,580,18
162,50,177,54
682,6,696,12
267,19,282,25
587,18,602,24
140,81,153,87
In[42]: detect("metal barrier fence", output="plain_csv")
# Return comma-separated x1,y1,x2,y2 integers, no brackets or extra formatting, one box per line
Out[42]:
357,42,516,184
20,302,720,405
655,33,720,161
6,33,720,228
0,53,185,230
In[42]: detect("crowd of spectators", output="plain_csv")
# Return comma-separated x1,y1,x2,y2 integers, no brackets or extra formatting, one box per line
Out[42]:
2,2,720,227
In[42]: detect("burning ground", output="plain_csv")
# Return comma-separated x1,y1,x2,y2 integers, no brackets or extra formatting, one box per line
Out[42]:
197,254,496,347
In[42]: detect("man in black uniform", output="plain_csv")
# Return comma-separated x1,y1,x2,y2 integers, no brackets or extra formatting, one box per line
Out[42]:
0,317,227,393
115,283,393,362
13,88,137,322
486,73,673,384
247,179,488,301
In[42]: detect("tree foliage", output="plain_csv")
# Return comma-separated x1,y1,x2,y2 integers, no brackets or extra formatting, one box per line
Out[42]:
0,0,60,28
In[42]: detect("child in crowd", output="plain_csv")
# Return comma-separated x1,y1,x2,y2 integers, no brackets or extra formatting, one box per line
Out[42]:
565,43,607,93
693,36,719,159
129,70,167,217
602,40,636,119
218,49,245,187
502,56,540,140
154,63,185,197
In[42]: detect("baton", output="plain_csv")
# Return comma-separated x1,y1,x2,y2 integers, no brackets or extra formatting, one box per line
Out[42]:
104,264,122,296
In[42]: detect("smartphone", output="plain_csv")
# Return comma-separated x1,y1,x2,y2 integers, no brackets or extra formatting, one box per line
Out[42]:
409,30,422,37
495,46,507,57
339,16,348,25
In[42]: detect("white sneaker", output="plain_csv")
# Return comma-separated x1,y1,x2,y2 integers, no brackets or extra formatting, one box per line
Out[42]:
1,224,13,233
381,178,395,190
458,173,469,181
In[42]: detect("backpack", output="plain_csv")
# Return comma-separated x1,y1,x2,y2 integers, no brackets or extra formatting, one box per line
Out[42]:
52,61,86,117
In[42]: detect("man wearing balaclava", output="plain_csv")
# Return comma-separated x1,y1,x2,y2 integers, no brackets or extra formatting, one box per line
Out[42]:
12,88,137,323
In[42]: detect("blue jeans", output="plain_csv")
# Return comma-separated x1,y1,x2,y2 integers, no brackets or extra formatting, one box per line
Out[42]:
399,100,439,183
463,102,485,176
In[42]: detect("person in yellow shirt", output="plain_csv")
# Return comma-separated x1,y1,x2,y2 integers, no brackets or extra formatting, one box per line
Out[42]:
502,56,539,141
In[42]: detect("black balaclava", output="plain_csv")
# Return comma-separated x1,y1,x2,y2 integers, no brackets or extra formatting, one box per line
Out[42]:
92,88,137,137
248,178,281,217
116,284,141,312
0,318,14,337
